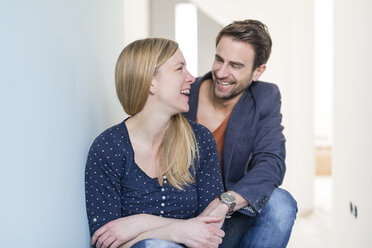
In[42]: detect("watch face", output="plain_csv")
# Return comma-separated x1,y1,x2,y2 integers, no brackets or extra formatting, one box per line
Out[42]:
221,193,235,203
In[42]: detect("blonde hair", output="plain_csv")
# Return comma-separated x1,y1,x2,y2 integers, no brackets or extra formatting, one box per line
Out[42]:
115,38,198,189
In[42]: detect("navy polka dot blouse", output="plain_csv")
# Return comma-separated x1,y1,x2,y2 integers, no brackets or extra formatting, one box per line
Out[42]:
85,119,224,236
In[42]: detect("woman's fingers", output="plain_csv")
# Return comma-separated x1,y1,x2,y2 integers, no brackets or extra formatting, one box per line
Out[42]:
198,215,223,223
102,236,116,248
213,226,225,238
209,234,223,245
204,221,225,238
92,226,107,245
109,240,123,248
96,232,110,248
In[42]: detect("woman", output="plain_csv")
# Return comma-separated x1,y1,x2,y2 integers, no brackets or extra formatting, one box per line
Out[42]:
85,38,225,248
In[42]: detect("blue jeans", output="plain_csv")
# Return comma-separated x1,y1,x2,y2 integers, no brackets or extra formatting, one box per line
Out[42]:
131,239,184,248
220,188,298,248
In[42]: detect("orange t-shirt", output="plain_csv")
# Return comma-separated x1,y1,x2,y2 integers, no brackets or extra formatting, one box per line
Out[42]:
212,113,232,163
197,113,231,165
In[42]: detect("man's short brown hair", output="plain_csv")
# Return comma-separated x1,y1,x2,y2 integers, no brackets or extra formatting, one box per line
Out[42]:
216,20,272,70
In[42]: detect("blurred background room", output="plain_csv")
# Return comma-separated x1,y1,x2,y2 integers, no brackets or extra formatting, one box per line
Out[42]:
1,0,371,247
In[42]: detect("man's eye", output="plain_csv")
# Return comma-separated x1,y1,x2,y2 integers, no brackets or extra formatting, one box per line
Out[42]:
231,64,242,69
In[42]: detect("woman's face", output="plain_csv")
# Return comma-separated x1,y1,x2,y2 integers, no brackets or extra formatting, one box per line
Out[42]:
153,48,195,115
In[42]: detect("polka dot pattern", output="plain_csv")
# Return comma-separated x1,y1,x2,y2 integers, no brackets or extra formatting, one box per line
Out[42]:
85,120,224,236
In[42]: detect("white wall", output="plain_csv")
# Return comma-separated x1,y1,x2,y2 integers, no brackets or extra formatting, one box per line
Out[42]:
123,0,149,46
0,0,124,247
332,0,372,247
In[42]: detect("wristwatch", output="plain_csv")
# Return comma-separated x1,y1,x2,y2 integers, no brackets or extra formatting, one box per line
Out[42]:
219,192,236,218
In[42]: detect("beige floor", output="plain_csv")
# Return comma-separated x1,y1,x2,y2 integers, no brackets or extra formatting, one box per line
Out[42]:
287,176,332,248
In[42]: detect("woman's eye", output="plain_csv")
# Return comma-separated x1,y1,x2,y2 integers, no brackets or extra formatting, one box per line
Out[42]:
177,67,183,71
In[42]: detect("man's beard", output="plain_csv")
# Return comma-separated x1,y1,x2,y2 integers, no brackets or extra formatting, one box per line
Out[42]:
212,79,251,100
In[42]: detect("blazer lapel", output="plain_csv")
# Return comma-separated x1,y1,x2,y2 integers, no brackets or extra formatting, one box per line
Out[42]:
222,89,254,178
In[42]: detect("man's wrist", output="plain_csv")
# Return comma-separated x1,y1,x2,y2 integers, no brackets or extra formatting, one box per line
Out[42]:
227,191,249,210
219,192,236,217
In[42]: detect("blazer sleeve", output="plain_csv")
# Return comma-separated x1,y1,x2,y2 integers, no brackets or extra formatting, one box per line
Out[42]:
230,84,286,216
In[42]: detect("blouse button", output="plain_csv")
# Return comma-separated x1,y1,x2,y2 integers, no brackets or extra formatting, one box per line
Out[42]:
162,196,166,200
161,203,165,207
160,210,164,214
93,218,97,222
163,175,167,179
164,180,168,184
161,188,165,192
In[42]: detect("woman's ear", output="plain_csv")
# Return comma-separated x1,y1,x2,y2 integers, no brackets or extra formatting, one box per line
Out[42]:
150,79,157,95
150,86,156,95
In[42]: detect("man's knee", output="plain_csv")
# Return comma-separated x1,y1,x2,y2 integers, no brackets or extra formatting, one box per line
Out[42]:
269,188,297,210
261,188,297,231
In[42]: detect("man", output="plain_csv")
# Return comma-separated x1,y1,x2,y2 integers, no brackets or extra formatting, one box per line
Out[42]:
184,20,297,248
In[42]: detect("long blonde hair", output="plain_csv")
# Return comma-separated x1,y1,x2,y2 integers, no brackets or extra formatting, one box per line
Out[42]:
115,38,198,189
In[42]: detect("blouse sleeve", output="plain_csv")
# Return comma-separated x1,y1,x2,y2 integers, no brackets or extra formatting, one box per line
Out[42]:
85,133,124,236
193,124,224,215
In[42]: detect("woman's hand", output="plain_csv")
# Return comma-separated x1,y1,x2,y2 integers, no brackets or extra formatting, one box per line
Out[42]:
91,215,145,248
171,216,225,248
97,215,224,248
92,214,185,248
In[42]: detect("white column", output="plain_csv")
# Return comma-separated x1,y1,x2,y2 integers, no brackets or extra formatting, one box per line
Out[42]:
123,0,149,46
332,0,372,247
175,3,198,76
281,0,315,216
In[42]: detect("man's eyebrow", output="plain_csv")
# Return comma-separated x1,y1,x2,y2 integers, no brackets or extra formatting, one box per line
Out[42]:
230,61,244,67
215,54,244,67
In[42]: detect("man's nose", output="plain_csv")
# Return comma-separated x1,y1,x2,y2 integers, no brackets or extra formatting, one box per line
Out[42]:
215,64,229,79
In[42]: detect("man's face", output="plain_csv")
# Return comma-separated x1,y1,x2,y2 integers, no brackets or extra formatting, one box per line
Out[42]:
211,36,264,100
